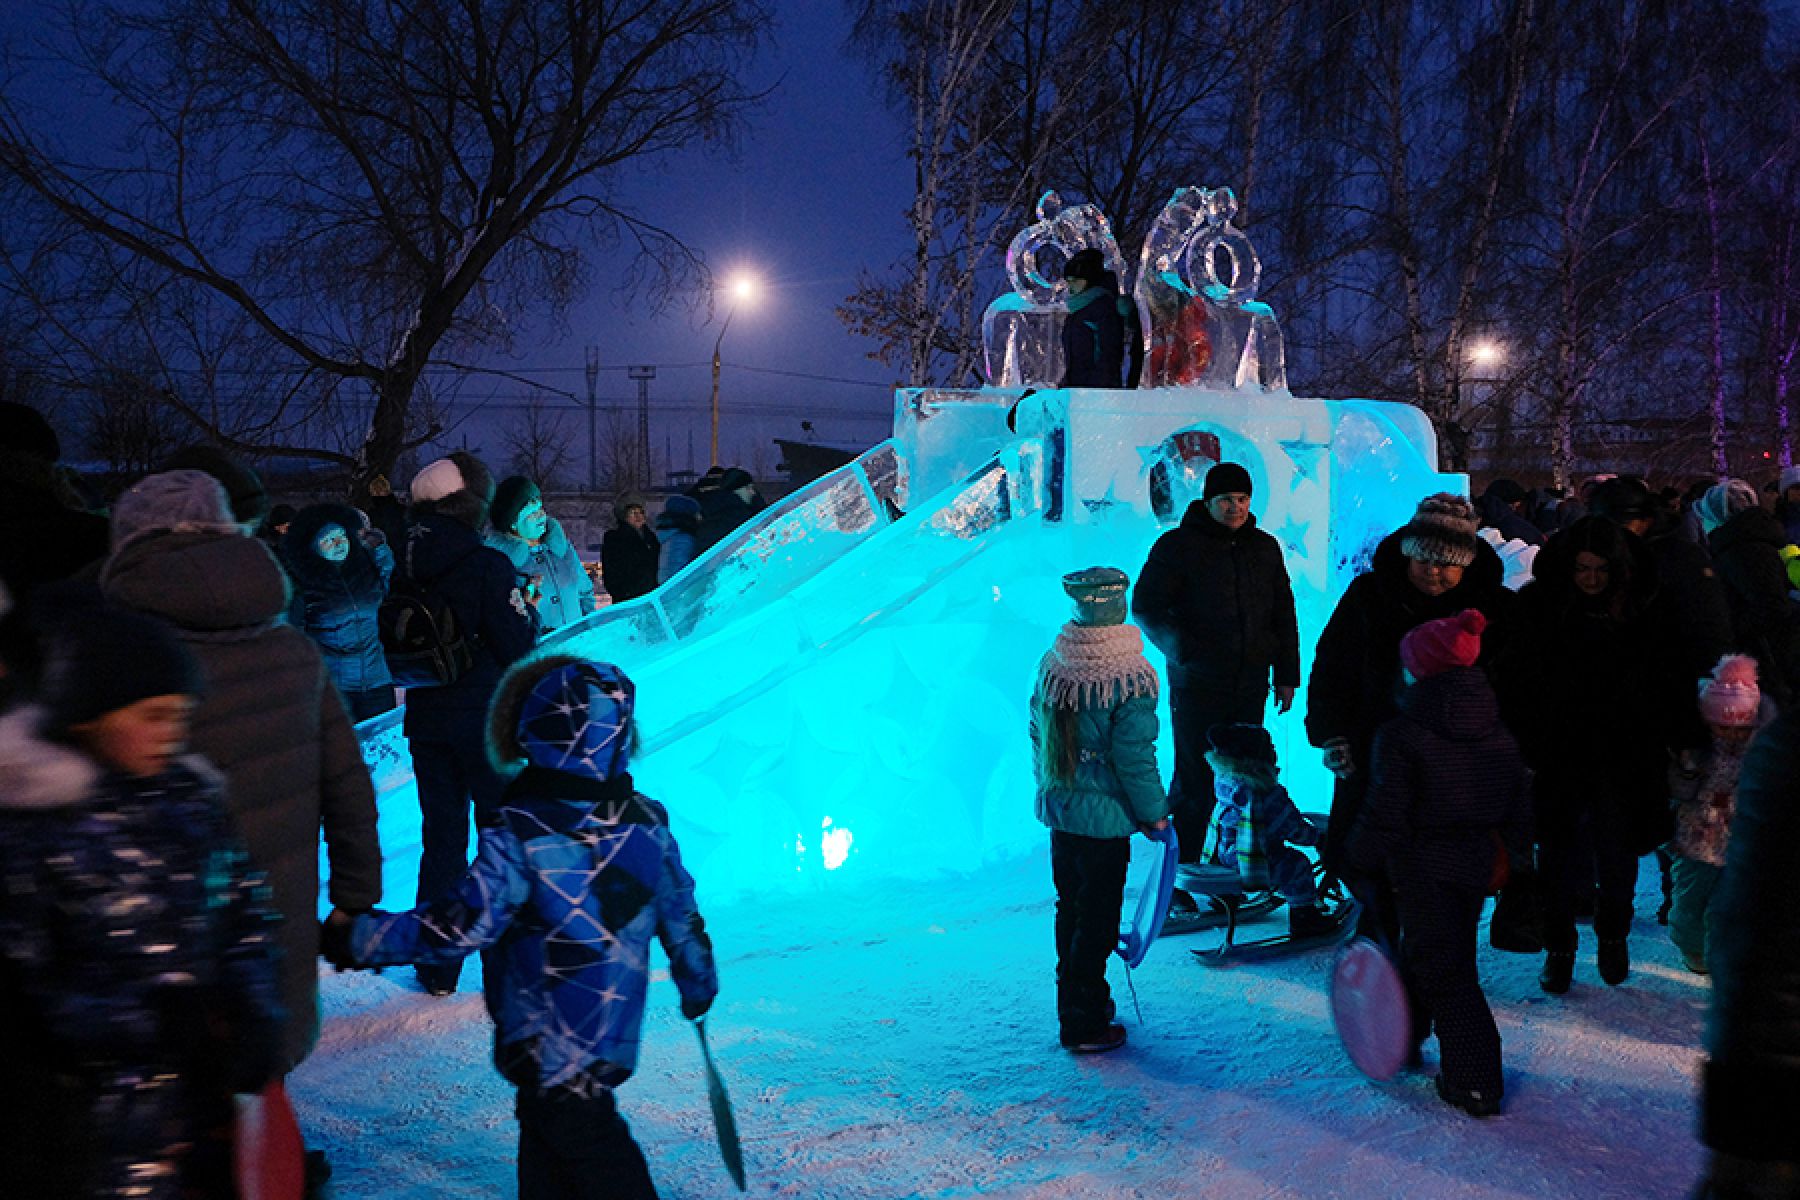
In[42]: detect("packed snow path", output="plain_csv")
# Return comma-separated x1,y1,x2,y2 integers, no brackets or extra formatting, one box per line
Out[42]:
294,854,1703,1199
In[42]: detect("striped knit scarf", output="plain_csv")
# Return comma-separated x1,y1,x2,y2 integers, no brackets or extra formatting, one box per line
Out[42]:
1035,622,1161,711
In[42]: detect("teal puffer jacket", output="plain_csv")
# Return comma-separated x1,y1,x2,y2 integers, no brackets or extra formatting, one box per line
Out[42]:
1030,692,1168,839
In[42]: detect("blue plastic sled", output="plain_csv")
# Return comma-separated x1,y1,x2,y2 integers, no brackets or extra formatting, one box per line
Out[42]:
1116,825,1180,968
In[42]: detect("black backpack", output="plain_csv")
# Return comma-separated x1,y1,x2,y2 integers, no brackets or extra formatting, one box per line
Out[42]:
379,544,477,687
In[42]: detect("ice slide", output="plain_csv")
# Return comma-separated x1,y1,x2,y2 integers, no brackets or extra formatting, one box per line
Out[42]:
349,383,1460,907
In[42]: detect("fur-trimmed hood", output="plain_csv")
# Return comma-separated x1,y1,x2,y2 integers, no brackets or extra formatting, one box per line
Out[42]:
1204,750,1280,791
0,706,98,809
282,502,383,595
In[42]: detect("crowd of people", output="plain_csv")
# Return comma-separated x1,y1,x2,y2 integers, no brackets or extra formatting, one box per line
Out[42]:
0,400,750,1198
1035,459,1800,1196
6,385,1800,1198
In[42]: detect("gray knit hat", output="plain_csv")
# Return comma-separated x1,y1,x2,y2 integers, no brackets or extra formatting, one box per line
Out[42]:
1063,566,1130,626
110,470,240,552
1399,493,1480,568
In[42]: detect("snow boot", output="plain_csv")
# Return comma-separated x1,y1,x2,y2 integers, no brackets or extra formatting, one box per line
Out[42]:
1598,938,1630,986
1539,951,1574,995
1435,1073,1502,1118
1288,903,1337,939
304,1149,333,1197
1063,1024,1127,1055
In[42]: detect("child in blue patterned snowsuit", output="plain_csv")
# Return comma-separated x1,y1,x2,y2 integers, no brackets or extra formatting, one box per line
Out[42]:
1202,723,1331,936
328,655,717,1200
0,604,283,1199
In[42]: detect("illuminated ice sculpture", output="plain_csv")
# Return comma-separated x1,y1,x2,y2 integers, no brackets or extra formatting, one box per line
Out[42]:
1135,185,1287,392
981,191,1128,387
346,193,1462,915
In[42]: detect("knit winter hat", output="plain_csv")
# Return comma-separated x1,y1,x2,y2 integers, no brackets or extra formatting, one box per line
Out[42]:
109,470,240,552
1399,493,1480,568
160,445,270,524
0,401,60,462
516,661,636,781
1696,479,1759,534
1400,608,1487,680
718,467,754,493
40,604,203,732
1588,476,1656,523
662,494,701,519
1063,566,1130,626
1699,654,1761,728
490,475,543,536
410,457,467,503
1206,722,1276,765
1203,462,1254,501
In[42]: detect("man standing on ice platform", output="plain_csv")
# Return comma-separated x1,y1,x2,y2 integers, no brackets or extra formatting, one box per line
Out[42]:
1132,462,1300,893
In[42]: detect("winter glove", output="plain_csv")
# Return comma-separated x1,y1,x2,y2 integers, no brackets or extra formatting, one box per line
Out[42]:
681,992,714,1021
319,910,360,971
1322,738,1355,780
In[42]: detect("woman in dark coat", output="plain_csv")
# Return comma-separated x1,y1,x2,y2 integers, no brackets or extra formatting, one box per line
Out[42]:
283,502,396,721
600,494,661,603
1700,480,1800,708
1500,516,1691,993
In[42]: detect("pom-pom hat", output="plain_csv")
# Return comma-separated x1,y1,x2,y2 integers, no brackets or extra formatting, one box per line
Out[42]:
1400,608,1487,680
1699,654,1761,728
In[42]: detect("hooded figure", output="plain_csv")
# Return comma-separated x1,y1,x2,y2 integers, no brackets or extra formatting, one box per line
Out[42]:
1060,248,1132,390
97,470,381,1080
600,493,661,603
484,476,595,634
657,493,703,582
1701,479,1800,707
282,502,396,721
335,655,717,1198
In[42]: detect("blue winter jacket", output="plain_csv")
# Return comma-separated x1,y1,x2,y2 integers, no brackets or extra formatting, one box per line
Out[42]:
282,502,394,694
485,517,595,633
0,709,283,1199
352,766,718,1095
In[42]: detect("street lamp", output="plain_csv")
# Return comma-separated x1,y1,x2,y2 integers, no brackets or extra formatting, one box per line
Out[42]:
1467,339,1504,373
710,274,759,466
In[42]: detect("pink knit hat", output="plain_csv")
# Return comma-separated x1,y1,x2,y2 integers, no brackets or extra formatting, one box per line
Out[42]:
1699,654,1761,728
1400,608,1487,680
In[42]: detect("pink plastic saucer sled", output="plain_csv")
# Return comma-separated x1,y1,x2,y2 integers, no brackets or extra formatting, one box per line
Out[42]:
1330,938,1413,1081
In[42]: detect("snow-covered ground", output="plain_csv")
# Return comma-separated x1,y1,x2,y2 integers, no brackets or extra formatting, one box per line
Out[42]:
293,853,1705,1199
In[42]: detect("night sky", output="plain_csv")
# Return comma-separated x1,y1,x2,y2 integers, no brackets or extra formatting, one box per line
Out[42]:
0,4,921,477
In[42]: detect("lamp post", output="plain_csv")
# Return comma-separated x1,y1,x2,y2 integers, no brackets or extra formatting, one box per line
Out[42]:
709,274,758,467
1455,338,1505,473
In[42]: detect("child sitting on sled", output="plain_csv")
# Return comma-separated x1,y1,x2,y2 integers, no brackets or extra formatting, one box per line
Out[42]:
323,655,717,1200
1201,722,1334,939
1030,566,1170,1055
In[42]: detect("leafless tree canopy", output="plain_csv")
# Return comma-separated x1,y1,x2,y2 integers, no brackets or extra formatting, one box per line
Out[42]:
848,0,1800,484
0,0,769,491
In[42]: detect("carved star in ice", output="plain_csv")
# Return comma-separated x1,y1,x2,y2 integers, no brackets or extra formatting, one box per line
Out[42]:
1275,514,1313,560
1082,483,1127,516
1278,438,1329,486
1136,441,1170,475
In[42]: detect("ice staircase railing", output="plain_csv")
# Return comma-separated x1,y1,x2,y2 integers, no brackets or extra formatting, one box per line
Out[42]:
351,438,907,794
566,436,1049,756
537,439,909,659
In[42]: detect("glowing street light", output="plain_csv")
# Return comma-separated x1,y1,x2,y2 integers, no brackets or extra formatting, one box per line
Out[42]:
1467,339,1504,373
710,272,759,466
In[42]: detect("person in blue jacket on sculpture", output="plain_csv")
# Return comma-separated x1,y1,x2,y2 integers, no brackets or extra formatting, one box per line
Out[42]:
325,654,718,1200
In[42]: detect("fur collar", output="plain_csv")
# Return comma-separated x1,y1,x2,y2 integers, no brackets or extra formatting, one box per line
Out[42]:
1205,751,1280,791
0,707,99,809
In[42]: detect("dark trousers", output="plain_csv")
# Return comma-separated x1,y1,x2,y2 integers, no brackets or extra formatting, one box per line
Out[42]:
342,686,397,723
409,733,507,991
1050,831,1130,1040
1539,786,1639,953
1398,877,1502,1096
516,1088,657,1200
1168,686,1267,861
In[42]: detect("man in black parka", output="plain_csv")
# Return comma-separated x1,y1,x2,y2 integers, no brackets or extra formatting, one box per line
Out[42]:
1132,461,1300,863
